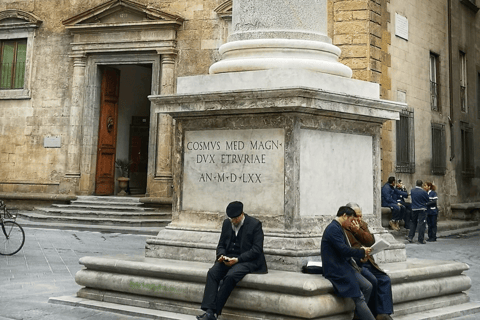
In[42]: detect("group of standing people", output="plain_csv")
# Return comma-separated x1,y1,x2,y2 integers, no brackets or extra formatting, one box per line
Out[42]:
381,176,438,243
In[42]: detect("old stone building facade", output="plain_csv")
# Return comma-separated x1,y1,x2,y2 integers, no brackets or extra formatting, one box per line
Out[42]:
0,0,479,218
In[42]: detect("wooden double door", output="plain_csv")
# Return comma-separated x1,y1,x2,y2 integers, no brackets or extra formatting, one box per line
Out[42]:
95,67,120,195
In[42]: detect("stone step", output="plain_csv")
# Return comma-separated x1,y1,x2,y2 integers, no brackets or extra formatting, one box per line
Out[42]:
15,211,170,227
70,200,144,207
71,257,477,320
33,208,170,219
393,302,480,320
75,195,143,203
18,220,163,236
51,204,153,212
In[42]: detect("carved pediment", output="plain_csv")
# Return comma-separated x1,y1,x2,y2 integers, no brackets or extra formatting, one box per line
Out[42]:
0,9,42,28
214,0,232,19
63,0,183,28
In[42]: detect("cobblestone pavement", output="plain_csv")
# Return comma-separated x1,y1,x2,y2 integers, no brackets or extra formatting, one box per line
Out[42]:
1,227,479,319
401,230,480,320
0,227,148,320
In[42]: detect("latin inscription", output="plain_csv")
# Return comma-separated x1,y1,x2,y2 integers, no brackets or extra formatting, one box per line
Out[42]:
182,129,285,214
186,139,281,183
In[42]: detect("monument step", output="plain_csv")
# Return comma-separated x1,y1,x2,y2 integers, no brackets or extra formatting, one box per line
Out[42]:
34,208,170,219
393,302,480,320
70,256,475,319
16,211,170,227
50,204,154,212
69,200,144,207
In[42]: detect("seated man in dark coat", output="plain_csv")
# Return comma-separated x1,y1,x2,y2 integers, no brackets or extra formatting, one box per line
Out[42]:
345,202,394,320
197,201,268,320
321,206,375,320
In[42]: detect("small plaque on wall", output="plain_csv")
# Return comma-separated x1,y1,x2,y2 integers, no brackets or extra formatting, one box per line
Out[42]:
395,13,408,41
44,136,61,148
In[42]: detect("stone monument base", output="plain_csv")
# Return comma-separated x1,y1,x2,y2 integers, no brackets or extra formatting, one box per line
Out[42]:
67,256,480,319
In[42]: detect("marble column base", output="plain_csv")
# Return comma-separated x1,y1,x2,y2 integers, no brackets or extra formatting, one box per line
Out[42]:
74,256,474,319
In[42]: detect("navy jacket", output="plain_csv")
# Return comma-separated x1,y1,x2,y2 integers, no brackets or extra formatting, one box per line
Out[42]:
216,214,268,274
427,190,438,215
410,187,429,210
381,183,397,208
395,188,408,203
321,220,366,298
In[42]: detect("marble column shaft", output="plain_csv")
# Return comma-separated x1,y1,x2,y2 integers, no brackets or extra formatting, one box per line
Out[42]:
65,54,87,178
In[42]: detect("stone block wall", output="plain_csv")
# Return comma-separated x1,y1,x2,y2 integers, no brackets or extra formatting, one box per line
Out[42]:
0,0,226,195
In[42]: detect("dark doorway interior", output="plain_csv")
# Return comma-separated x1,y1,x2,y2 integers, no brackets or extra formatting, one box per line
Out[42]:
95,64,152,196
115,63,152,195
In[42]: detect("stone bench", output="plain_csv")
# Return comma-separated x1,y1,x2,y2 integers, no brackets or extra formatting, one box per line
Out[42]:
72,255,473,319
381,207,392,228
451,202,480,221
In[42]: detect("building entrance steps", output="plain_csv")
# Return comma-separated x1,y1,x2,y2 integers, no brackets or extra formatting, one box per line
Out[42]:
52,256,480,320
15,195,172,235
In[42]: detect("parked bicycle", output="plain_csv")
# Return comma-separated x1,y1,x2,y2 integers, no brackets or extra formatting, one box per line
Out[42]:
0,200,25,255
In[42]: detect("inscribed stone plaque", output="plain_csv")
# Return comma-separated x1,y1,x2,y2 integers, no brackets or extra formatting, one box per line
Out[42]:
395,13,408,41
300,129,373,216
183,129,285,214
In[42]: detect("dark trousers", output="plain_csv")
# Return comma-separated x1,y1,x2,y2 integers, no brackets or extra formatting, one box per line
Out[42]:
427,214,438,240
408,209,427,242
353,270,375,320
361,262,394,316
201,262,251,315
391,205,402,221
401,202,412,229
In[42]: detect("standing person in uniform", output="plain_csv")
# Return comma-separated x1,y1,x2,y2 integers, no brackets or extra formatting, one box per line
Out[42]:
407,180,430,244
425,182,438,242
395,180,411,230
321,206,375,320
381,177,403,230
344,203,394,320
197,201,268,320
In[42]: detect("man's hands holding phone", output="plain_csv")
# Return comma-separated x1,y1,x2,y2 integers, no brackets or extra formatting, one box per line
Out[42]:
218,255,238,267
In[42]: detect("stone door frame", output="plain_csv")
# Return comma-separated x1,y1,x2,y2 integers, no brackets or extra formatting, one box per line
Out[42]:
80,53,161,195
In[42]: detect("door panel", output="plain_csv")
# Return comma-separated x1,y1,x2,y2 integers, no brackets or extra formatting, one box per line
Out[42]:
95,68,120,195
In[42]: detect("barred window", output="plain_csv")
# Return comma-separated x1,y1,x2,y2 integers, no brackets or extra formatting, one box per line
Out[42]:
477,72,480,119
431,123,446,175
460,122,474,176
460,51,467,113
396,109,415,173
430,52,439,111
0,39,26,89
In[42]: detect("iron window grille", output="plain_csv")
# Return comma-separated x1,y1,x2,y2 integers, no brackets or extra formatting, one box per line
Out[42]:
396,108,415,173
431,123,446,175
460,122,474,176
460,51,467,112
430,53,439,111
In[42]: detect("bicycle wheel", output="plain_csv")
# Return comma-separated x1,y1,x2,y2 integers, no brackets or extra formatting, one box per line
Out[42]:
0,221,25,255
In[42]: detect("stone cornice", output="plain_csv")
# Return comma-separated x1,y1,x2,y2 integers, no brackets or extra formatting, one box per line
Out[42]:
0,9,43,27
149,87,406,122
214,0,232,19
62,0,184,27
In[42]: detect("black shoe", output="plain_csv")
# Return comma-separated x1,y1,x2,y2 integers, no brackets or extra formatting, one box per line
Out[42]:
426,238,435,242
407,237,414,243
419,240,427,244
197,312,216,320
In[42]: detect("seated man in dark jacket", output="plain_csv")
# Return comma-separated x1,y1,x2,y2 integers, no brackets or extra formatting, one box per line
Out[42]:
344,202,394,320
197,201,267,320
321,206,375,320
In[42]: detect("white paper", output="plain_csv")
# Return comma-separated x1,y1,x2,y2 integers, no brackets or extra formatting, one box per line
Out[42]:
307,261,322,267
370,239,391,255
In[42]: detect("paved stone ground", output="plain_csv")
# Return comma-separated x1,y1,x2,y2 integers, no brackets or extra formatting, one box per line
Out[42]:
0,227,149,320
1,226,479,319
